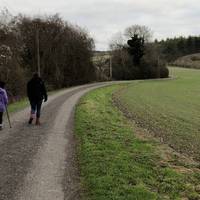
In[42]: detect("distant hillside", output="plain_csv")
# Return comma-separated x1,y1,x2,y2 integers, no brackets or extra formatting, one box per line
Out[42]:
93,51,111,58
93,51,110,61
172,53,200,69
92,51,111,81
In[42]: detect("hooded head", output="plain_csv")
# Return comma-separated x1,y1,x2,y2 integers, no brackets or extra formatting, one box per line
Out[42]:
33,72,40,79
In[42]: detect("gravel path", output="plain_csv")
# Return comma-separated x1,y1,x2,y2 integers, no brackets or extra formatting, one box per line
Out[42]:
0,82,112,200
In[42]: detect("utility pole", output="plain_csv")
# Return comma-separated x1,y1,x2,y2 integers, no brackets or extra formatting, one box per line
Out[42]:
109,56,112,80
36,27,40,76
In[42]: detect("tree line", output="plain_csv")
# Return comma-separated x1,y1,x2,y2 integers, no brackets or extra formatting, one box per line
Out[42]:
158,36,200,62
0,9,95,100
110,25,169,80
110,26,200,80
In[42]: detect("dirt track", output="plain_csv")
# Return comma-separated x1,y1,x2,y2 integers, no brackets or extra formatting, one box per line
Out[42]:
0,82,112,200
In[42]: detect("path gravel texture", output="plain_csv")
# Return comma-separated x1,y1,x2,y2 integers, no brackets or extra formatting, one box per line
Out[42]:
0,82,112,200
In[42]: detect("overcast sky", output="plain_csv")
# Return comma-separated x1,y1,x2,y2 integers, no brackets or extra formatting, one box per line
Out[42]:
0,0,199,50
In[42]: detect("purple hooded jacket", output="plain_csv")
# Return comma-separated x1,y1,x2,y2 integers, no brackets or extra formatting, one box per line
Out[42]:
0,88,8,112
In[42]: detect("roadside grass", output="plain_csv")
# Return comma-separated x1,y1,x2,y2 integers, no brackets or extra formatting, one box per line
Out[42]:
114,67,200,161
75,84,200,200
8,98,29,113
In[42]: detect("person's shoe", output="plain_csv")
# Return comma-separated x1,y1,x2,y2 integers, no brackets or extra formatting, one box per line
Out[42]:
28,118,34,124
35,118,41,125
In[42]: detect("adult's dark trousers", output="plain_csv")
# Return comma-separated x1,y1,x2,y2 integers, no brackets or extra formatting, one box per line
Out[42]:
0,112,3,125
30,100,43,118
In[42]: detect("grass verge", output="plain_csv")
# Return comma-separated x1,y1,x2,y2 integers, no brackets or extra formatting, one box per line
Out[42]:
75,84,200,200
8,98,29,113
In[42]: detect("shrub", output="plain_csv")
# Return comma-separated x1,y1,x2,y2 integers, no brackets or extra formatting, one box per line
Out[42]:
160,66,169,78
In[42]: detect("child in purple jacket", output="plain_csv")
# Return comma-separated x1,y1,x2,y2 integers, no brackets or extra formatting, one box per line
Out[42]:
0,81,8,130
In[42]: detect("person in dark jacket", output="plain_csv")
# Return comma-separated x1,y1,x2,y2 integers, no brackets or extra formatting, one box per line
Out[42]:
27,73,47,125
0,81,8,130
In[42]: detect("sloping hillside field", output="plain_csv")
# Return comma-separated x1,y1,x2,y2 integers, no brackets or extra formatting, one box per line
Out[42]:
114,67,200,160
173,53,200,69
75,69,200,200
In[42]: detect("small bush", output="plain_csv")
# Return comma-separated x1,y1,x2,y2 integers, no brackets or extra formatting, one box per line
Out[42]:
160,66,169,78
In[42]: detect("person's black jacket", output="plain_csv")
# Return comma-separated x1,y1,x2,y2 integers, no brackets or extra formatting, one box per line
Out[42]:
27,77,47,102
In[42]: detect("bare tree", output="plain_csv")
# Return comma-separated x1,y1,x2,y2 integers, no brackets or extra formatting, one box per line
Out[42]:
109,32,126,50
0,8,12,26
124,25,153,42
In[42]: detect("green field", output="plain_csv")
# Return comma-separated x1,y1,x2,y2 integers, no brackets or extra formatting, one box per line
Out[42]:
75,72,200,199
115,67,200,160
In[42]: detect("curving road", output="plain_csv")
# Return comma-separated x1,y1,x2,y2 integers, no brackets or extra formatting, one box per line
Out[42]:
0,82,113,200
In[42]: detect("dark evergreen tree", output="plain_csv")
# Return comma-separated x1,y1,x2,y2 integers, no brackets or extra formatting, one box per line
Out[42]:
127,34,145,65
